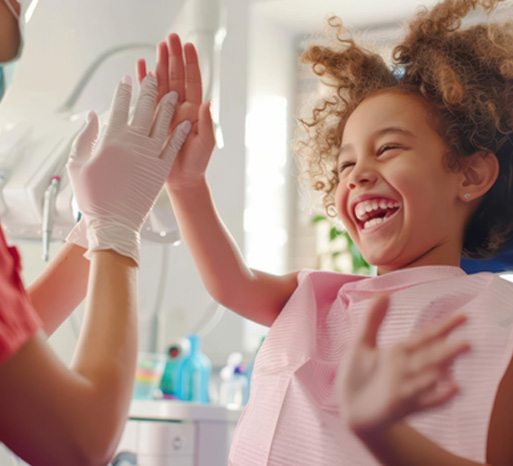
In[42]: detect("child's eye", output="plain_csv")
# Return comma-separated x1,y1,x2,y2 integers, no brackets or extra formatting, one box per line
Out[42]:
338,161,355,173
377,144,401,155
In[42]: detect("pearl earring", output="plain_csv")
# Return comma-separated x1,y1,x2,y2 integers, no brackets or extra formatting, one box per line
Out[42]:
463,193,471,201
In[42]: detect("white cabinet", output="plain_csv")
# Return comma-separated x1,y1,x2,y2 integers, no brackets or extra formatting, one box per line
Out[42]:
112,400,241,466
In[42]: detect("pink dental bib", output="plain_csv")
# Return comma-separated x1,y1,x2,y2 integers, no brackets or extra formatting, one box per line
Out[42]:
229,266,513,465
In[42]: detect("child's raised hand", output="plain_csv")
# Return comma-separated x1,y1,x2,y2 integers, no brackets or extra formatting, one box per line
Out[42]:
136,34,215,190
336,295,471,437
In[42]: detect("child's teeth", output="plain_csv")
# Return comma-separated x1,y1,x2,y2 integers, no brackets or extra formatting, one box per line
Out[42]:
354,199,401,221
363,217,384,229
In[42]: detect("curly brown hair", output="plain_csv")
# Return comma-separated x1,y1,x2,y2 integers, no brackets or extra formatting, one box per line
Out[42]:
296,0,513,258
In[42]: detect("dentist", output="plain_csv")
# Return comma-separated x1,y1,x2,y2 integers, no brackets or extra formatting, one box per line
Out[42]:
0,1,191,465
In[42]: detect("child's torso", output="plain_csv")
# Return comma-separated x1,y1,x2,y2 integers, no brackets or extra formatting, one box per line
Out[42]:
229,266,513,466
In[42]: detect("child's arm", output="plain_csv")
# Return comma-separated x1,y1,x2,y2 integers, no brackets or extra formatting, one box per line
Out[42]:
138,35,298,326
167,178,298,326
27,241,89,335
358,422,490,466
336,296,512,465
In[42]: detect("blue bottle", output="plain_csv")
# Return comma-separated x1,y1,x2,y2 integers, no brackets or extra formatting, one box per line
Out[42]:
160,344,184,399
179,335,211,403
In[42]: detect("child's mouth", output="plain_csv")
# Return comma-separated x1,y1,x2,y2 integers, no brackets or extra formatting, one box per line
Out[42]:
353,198,401,232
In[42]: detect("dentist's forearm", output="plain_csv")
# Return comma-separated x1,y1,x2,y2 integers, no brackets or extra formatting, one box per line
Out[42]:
27,242,89,335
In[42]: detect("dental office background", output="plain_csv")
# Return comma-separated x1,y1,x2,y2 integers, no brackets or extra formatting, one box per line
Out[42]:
1,0,513,463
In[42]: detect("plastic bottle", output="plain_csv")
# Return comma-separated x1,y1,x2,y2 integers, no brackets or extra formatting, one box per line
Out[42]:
178,335,211,403
160,343,184,399
219,352,248,408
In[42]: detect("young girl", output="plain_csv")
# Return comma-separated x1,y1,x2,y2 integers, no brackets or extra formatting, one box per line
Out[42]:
139,0,513,463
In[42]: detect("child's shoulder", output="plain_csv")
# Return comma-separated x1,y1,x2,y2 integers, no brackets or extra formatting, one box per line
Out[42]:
298,268,365,286
293,269,366,301
461,271,513,294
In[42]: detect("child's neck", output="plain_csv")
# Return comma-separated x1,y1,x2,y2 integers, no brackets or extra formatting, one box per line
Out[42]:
376,243,462,275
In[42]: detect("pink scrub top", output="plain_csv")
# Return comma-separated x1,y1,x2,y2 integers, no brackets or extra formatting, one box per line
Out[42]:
229,266,513,465
0,224,41,364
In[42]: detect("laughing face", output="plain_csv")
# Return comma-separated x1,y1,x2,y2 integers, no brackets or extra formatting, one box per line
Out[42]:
334,90,468,274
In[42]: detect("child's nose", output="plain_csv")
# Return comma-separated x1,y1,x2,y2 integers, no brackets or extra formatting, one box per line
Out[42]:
347,163,378,190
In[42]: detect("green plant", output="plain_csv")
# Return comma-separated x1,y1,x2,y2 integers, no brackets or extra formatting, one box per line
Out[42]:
311,214,371,275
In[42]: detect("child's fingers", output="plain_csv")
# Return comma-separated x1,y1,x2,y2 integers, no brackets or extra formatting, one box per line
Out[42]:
168,33,186,102
184,42,203,104
405,313,467,352
401,368,460,414
358,294,390,348
156,41,170,101
136,59,147,86
400,367,442,402
415,380,460,411
407,338,470,376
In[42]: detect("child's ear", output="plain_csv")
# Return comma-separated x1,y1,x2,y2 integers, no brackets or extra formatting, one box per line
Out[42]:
458,151,499,202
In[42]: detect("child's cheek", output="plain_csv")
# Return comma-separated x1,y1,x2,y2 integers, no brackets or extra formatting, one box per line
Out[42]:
334,183,349,222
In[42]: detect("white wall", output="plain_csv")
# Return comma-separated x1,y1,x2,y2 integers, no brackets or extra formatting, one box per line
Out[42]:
243,3,298,347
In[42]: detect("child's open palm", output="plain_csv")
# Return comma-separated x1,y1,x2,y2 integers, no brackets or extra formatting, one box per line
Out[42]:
137,33,216,190
336,295,471,437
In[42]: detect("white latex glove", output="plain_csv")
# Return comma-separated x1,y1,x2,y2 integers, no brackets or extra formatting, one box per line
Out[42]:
66,217,88,250
66,74,191,265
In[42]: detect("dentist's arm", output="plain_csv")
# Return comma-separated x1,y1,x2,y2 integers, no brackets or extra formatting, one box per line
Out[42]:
139,34,298,327
0,250,138,466
27,241,89,336
0,75,190,466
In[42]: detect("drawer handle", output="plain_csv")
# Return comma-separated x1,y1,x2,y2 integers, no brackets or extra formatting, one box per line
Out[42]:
172,435,183,450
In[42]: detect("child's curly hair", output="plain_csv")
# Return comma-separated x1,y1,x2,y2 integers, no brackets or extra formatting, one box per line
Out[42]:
297,0,513,258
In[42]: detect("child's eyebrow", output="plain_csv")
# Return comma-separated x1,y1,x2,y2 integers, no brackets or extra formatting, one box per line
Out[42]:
339,126,416,156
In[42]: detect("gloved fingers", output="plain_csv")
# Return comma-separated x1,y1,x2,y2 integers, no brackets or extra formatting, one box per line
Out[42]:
108,76,132,130
150,91,179,143
69,111,100,163
130,73,158,135
161,120,192,166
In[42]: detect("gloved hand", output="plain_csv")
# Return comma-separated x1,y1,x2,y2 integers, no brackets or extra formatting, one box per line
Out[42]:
66,74,191,265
